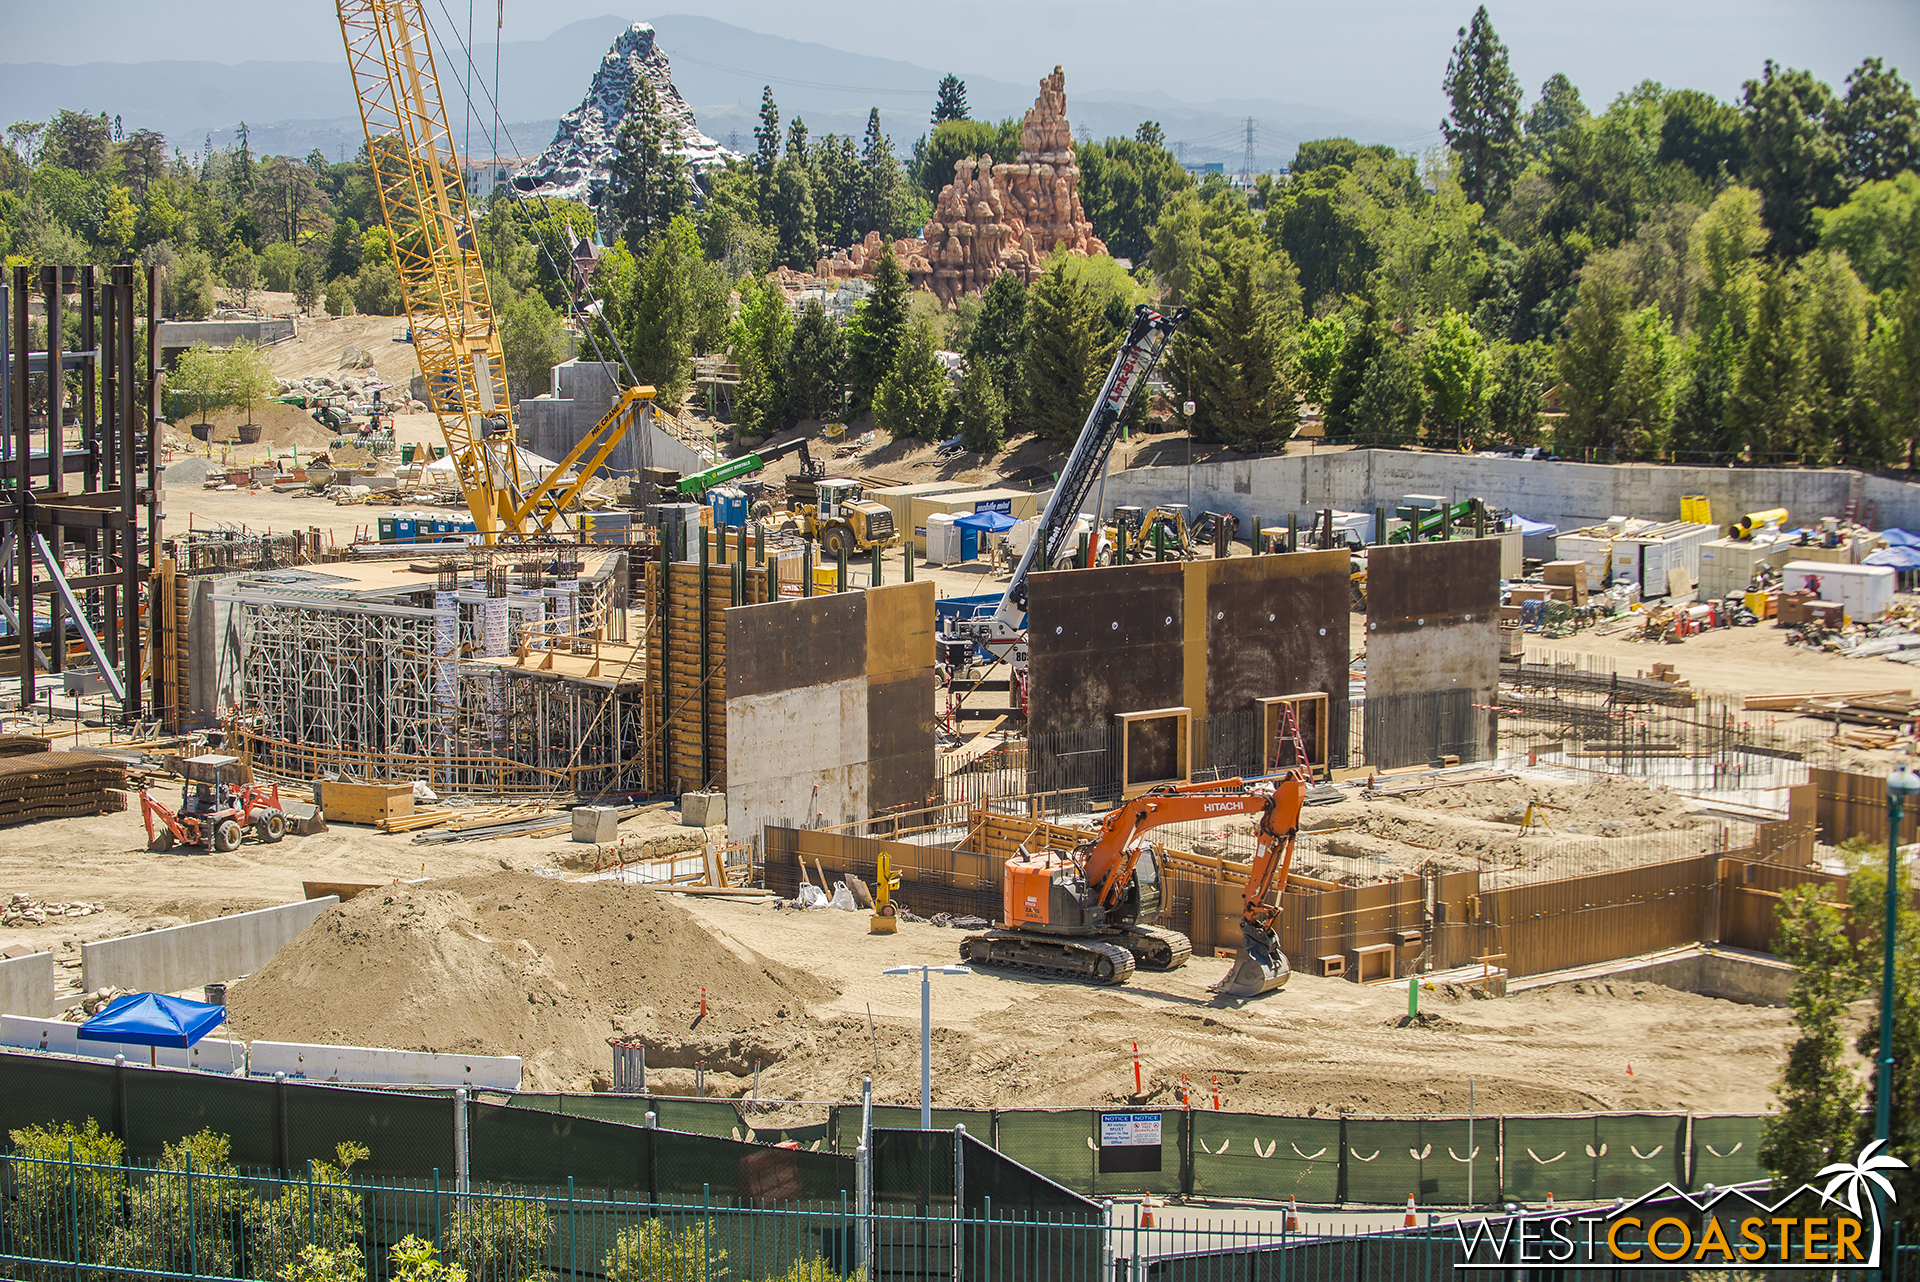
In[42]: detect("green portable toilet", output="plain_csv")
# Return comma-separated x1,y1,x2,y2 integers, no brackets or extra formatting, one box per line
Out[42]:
401,444,417,465
377,515,397,543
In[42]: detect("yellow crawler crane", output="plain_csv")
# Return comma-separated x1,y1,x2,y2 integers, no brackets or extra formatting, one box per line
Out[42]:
336,0,643,540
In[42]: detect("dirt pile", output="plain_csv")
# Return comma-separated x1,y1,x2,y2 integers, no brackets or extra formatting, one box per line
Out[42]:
224,873,835,1091
1397,773,1708,834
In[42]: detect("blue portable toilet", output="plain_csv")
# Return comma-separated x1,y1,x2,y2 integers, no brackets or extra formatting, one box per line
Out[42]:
709,486,748,529
395,513,418,541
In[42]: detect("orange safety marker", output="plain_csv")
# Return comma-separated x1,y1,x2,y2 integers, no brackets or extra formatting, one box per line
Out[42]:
1141,1199,1155,1229
1545,1192,1556,1212
1626,1062,1634,1076
1404,1195,1417,1227
1285,1195,1299,1233
700,988,708,1019
1179,1073,1190,1109
1211,1074,1220,1110
1132,1042,1142,1096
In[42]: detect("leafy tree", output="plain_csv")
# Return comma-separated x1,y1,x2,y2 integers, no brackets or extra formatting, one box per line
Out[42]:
1325,299,1383,438
293,254,321,313
120,128,168,194
846,243,910,412
1292,138,1399,175
1422,310,1490,449
351,254,402,315
1294,315,1348,406
1742,62,1847,256
1076,132,1193,262
730,273,793,435
226,340,273,427
1658,88,1750,186
1524,74,1588,160
753,86,781,212
1691,184,1766,339
173,342,227,423
954,356,1008,454
770,154,819,270
1152,185,1298,312
1834,57,1920,183
1366,154,1487,327
1670,318,1740,463
1484,339,1549,443
1844,844,1920,1228
323,274,355,317
1800,248,1872,463
501,292,569,404
1185,241,1299,451
1817,172,1920,294
619,215,708,408
609,73,692,253
1759,883,1865,1190
6,120,46,166
222,242,261,308
1441,5,1523,212
1265,165,1372,312
859,108,905,237
1728,261,1809,461
1865,245,1920,466
962,269,1028,427
260,241,301,292
1554,261,1676,459
42,109,111,175
932,75,969,124
1350,334,1425,446
1022,259,1111,443
323,217,362,280
874,317,951,439
784,298,848,420
698,159,775,276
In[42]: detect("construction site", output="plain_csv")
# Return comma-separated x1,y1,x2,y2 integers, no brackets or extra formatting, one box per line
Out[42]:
3,4,1920,1279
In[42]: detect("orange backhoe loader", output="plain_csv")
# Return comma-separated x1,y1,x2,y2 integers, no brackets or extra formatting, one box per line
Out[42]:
960,773,1306,997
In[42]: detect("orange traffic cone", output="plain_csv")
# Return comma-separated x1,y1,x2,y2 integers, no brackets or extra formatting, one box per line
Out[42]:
1404,1195,1417,1227
1285,1195,1299,1233
1141,1200,1156,1229
1626,1062,1635,1076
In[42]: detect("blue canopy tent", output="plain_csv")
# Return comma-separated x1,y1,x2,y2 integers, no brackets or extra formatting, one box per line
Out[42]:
955,509,1019,562
78,992,230,1066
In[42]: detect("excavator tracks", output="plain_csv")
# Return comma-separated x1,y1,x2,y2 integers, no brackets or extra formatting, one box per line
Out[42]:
959,931,1137,985
1122,925,1193,971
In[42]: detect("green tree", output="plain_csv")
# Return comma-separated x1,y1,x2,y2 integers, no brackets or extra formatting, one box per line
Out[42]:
954,356,1008,454
351,255,402,315
1691,184,1767,339
1759,883,1865,1190
222,242,261,308
1524,74,1588,159
753,86,781,213
1441,5,1523,212
226,340,273,428
1742,62,1847,256
293,254,321,313
603,1219,726,1282
42,109,111,174
1185,241,1299,451
610,73,692,253
962,269,1028,428
1555,262,1676,459
699,160,776,276
784,298,848,420
1728,262,1810,461
1291,138,1399,175
247,1142,367,1278
1845,844,1920,1227
1484,339,1549,444
175,248,218,319
172,342,227,423
873,317,951,439
1800,248,1873,463
1422,309,1490,449
730,273,793,435
1021,259,1111,443
102,1129,250,1277
323,216,362,280
1076,133,1193,262
859,108,905,237
770,154,819,270
1659,88,1750,187
620,215,707,408
1669,317,1740,463
260,241,301,293
911,118,1018,210
1295,315,1349,407
1325,300,1384,438
1835,57,1920,183
323,274,355,317
1863,246,1920,466
932,75,969,124
846,243,910,412
501,292,569,405
5,1119,125,1268
1350,335,1425,447
1265,165,1373,313
1817,172,1920,294
813,133,861,247
444,1198,552,1282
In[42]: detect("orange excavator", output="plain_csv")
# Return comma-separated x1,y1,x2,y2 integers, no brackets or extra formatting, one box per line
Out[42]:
960,773,1307,997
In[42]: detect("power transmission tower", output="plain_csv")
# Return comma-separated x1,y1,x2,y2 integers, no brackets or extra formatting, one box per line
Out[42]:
1242,117,1257,182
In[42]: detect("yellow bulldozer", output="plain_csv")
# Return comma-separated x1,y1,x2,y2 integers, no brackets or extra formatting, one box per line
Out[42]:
784,477,897,559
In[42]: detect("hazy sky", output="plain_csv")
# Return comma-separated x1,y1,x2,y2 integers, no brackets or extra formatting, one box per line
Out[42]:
11,0,1919,126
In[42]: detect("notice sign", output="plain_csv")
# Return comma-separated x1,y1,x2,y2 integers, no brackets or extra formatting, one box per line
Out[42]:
1098,1113,1163,1174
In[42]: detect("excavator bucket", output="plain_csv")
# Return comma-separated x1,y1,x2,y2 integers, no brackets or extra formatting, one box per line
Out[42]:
1219,926,1291,997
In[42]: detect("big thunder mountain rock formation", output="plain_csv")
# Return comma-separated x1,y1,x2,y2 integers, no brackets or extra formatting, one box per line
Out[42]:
816,66,1108,305
513,23,730,207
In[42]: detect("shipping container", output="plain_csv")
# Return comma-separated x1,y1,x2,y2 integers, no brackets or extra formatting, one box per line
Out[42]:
1698,535,1794,600
907,487,1044,553
1781,560,1896,623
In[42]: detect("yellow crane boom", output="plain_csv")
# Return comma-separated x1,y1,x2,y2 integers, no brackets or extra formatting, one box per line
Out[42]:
335,0,643,541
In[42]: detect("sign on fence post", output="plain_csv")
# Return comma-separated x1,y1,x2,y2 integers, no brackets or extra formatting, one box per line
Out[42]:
1098,1113,1163,1173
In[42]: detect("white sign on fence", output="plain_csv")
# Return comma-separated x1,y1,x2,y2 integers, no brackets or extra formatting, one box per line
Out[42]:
1099,1113,1162,1148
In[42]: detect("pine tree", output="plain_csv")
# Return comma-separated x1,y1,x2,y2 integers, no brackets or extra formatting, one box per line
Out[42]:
1324,301,1383,439
730,275,794,435
752,87,781,214
770,156,818,270
1800,248,1872,464
622,216,704,409
784,299,848,420
954,357,1008,455
1728,262,1809,463
1351,337,1425,447
785,117,810,168
609,75,692,254
962,271,1029,430
1021,261,1111,444
846,243,910,413
860,109,902,237
1864,246,1920,468
873,318,951,440
1440,6,1522,212
292,255,321,315
1186,245,1298,451
932,76,969,124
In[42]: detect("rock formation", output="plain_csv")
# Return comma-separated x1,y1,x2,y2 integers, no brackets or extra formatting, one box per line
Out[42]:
815,66,1107,305
514,23,731,206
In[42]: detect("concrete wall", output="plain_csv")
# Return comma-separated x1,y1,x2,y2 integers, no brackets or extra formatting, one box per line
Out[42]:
249,1040,520,1089
187,574,249,721
0,1014,245,1071
1590,950,1796,1007
1099,449,1920,540
82,897,338,995
1364,539,1501,767
515,361,708,477
159,318,297,362
0,952,53,1018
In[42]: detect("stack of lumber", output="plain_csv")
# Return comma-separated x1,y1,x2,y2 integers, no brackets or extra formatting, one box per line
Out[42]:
379,801,561,835
1744,688,1918,730
0,751,127,827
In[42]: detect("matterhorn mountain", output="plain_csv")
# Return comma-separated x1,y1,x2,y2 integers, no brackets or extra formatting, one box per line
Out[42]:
513,22,732,206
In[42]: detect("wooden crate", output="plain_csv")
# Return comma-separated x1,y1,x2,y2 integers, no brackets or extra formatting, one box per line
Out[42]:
314,781,415,826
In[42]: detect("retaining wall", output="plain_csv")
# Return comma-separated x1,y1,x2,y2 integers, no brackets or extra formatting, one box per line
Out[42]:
0,1013,245,1071
249,1039,521,1089
80,896,338,995
1101,449,1920,539
0,952,53,1018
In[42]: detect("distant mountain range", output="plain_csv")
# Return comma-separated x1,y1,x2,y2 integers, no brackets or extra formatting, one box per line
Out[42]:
0,14,1436,173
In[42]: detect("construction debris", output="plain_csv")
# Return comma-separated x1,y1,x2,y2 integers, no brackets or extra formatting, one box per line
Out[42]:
2,894,104,926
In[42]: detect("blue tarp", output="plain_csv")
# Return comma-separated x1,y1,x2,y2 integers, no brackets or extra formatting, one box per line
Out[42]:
78,992,227,1048
1509,515,1556,536
956,509,1019,533
1867,547,1920,570
1878,528,1920,548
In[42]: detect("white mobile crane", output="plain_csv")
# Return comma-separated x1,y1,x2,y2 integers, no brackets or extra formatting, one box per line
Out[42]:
944,305,1186,699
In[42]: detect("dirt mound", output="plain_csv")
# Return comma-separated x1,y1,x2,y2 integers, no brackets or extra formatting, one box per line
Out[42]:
224,873,835,1091
1396,774,1707,834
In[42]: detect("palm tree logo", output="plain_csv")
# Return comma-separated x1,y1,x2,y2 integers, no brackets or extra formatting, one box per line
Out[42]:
1817,1139,1908,1260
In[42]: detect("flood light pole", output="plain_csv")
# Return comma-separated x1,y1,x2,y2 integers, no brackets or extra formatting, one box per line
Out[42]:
883,964,972,1129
